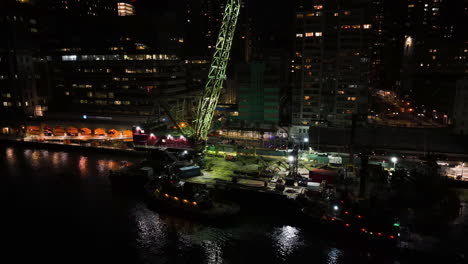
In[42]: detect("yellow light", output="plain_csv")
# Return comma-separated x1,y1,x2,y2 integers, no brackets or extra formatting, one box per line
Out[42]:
173,197,179,201
183,199,189,203
405,36,413,47
164,193,170,198
192,202,197,206
180,122,186,128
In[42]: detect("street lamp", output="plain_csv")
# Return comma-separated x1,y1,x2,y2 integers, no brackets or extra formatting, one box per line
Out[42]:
391,157,398,170
288,155,295,163
303,137,309,150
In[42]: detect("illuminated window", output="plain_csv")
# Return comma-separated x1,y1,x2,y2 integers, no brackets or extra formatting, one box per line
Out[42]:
315,32,322,36
296,14,303,18
334,13,339,16
347,97,356,101
344,11,351,15
304,96,311,100
114,101,122,105
305,32,314,37
363,24,371,29
313,5,323,10
135,44,147,50
338,91,345,94
296,33,303,38
352,25,361,29
306,13,315,17
62,55,77,61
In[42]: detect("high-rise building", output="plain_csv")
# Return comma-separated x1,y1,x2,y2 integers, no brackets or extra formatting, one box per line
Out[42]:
46,0,117,16
0,0,51,119
291,3,372,128
400,0,466,115
50,39,187,118
117,2,135,16
236,60,281,126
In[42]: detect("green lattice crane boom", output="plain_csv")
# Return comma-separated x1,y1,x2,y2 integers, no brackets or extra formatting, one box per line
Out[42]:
194,0,241,141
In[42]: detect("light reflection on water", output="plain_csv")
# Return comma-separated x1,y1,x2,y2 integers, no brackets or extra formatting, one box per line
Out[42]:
1,146,407,264
272,225,303,258
326,248,343,264
79,156,89,177
6,147,15,164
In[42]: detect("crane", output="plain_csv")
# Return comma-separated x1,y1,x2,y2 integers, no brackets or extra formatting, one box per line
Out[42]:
140,0,240,149
193,0,241,142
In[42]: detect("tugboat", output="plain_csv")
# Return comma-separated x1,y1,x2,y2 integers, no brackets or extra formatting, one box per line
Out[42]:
144,176,240,220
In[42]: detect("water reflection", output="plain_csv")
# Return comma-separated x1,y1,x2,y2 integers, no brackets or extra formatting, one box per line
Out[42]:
1,146,405,264
79,156,89,178
5,147,15,164
326,248,343,264
272,225,303,258
52,152,60,169
97,159,106,174
31,150,40,167
203,240,223,264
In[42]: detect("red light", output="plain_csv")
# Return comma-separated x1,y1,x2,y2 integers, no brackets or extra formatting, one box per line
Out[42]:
344,211,349,215
345,223,350,227
361,228,366,232
357,215,362,219
170,181,174,184
340,200,344,204
389,235,395,239
377,232,382,236
331,218,335,221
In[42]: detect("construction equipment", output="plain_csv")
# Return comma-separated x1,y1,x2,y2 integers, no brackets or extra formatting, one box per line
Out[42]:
137,0,241,150
193,0,241,142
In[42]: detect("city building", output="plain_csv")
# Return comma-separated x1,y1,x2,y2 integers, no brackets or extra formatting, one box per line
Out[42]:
236,60,281,126
117,2,135,17
47,0,117,16
50,38,188,118
453,78,468,135
0,0,51,120
400,0,466,115
291,3,372,129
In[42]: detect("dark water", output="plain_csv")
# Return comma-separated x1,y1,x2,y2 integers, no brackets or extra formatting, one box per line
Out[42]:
0,145,461,264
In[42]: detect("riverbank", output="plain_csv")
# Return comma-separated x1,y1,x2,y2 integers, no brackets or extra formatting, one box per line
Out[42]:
0,138,146,157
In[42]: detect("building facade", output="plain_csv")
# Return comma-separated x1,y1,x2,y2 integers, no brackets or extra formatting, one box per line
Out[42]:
47,0,117,16
50,40,188,118
0,0,50,119
236,60,281,126
291,4,372,128
400,0,466,116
